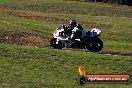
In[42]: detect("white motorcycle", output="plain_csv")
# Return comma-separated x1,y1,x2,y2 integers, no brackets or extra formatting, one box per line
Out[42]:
50,25,103,52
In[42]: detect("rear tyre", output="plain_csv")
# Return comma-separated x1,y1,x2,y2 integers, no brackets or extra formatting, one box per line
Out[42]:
86,38,103,52
50,38,65,49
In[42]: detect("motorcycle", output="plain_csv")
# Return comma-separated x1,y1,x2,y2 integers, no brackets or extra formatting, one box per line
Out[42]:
50,25,103,52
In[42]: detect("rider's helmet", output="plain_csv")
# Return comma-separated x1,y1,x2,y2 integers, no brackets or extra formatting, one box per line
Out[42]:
69,20,77,28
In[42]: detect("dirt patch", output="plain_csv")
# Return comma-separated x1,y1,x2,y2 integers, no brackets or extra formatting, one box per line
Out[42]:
0,8,69,24
0,8,112,29
0,31,50,47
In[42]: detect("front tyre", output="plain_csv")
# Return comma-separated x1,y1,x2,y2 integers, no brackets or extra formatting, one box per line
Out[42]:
86,38,103,52
50,38,65,49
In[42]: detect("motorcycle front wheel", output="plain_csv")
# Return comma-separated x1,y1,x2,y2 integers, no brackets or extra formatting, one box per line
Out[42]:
86,38,103,52
50,38,65,49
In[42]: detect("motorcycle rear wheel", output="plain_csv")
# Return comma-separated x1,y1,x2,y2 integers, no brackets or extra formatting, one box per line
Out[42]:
50,38,65,49
86,38,103,52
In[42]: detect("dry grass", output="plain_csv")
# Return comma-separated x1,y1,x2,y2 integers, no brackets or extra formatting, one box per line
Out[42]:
0,8,112,29
0,31,50,46
0,8,69,23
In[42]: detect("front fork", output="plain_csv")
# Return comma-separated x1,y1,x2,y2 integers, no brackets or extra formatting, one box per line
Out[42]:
55,38,59,44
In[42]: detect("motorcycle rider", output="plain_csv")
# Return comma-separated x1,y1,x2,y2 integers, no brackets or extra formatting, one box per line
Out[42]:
65,20,86,41
63,20,76,37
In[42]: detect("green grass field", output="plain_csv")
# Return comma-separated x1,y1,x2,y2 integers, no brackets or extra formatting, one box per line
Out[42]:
0,0,132,88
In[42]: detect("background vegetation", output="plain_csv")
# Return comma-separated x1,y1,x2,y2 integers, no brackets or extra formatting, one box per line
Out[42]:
71,0,132,6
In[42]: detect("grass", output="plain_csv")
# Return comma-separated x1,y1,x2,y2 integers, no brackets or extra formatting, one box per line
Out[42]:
0,43,132,88
0,9,131,53
0,0,132,88
0,0,132,17
0,16,56,33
